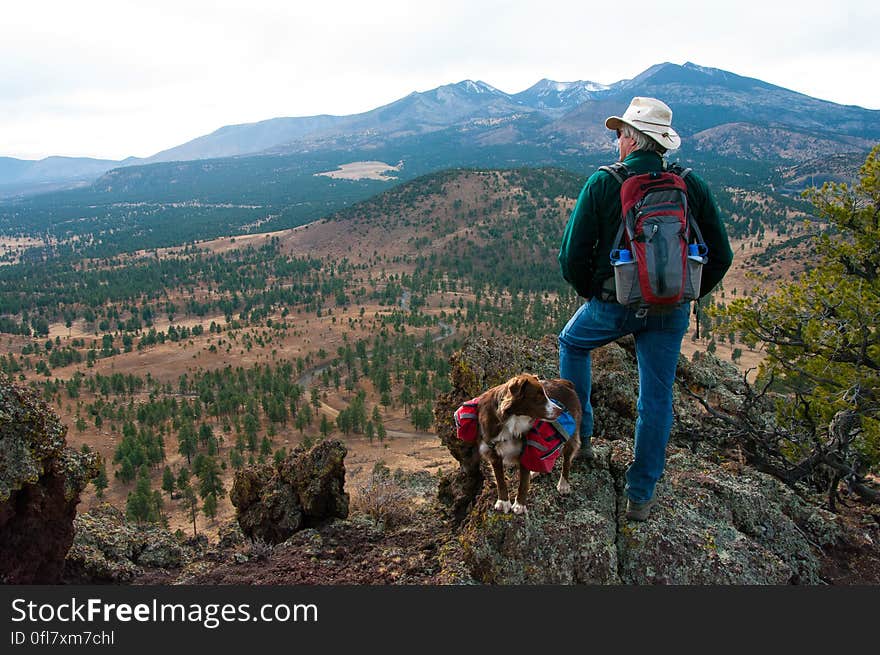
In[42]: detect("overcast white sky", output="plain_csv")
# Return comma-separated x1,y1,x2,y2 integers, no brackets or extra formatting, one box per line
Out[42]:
2,0,878,161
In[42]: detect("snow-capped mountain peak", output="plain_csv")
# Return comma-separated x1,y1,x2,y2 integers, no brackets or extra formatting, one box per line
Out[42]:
511,79,610,111
455,80,503,95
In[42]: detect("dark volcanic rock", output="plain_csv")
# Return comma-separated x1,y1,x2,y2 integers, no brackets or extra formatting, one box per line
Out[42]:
0,375,98,583
231,439,349,544
64,504,188,583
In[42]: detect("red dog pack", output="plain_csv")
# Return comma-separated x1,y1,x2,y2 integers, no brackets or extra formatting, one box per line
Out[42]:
519,420,565,473
453,399,480,443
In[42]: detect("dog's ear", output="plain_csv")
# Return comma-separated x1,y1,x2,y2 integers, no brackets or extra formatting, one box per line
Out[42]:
498,376,525,418
508,376,528,402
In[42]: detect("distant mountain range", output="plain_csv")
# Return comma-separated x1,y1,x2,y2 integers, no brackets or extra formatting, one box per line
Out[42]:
1,61,878,199
0,155,131,198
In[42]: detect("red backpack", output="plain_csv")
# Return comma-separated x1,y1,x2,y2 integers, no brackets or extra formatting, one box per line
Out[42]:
601,162,707,312
453,399,480,443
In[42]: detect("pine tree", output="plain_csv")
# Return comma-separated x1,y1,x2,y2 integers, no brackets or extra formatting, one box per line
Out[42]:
300,404,313,426
161,465,175,499
126,465,162,523
199,422,214,448
93,458,108,498
295,411,308,435
202,493,218,521
176,466,190,492
336,409,351,435
399,387,414,415
243,413,259,452
195,455,224,501
718,145,880,469
184,486,198,537
117,457,135,484
177,420,197,464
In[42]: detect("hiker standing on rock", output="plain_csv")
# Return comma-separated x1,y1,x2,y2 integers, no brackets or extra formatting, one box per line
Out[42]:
557,97,733,521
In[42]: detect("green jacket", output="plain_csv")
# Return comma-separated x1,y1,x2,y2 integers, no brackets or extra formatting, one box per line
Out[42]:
558,150,734,299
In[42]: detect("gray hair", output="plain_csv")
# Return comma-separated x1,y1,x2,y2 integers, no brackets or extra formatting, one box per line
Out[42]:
620,123,667,156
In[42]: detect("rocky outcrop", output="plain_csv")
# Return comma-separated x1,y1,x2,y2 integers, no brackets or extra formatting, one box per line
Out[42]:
456,438,844,584
231,439,349,544
0,375,99,583
63,504,189,583
435,336,856,584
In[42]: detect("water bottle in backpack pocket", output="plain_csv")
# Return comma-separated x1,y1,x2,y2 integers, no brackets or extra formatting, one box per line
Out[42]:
683,243,708,301
610,248,641,306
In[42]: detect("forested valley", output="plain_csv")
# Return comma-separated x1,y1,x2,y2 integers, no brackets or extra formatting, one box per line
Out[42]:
0,162,832,535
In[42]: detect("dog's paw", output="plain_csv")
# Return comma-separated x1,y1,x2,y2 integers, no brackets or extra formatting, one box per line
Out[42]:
512,501,528,515
493,500,512,513
556,478,572,495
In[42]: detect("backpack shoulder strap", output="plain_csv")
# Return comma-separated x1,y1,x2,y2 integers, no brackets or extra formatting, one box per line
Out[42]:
667,162,692,179
598,163,633,250
667,163,706,243
598,162,632,186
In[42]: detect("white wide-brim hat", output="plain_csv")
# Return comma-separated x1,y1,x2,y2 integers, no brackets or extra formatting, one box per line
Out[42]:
605,97,681,150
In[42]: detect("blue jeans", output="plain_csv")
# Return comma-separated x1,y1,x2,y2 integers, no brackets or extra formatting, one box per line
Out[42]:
558,299,690,503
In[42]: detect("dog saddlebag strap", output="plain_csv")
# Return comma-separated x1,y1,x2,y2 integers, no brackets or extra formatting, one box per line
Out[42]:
549,410,576,441
544,398,576,441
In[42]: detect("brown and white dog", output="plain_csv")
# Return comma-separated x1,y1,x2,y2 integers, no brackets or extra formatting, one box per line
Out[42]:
475,373,582,515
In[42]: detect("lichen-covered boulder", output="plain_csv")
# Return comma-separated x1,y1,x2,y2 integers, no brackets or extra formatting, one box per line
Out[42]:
458,441,619,584
608,441,843,584
289,439,350,518
0,375,99,583
231,439,349,544
63,504,188,583
456,439,844,585
588,339,640,440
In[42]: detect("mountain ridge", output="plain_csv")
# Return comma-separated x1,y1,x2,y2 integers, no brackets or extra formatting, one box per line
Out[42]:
1,61,878,199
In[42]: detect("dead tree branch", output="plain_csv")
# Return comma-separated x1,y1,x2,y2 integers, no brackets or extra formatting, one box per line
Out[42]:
681,382,880,509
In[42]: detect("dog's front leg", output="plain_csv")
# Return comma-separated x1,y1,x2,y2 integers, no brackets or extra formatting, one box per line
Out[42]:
488,452,511,513
557,437,580,495
512,463,530,515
